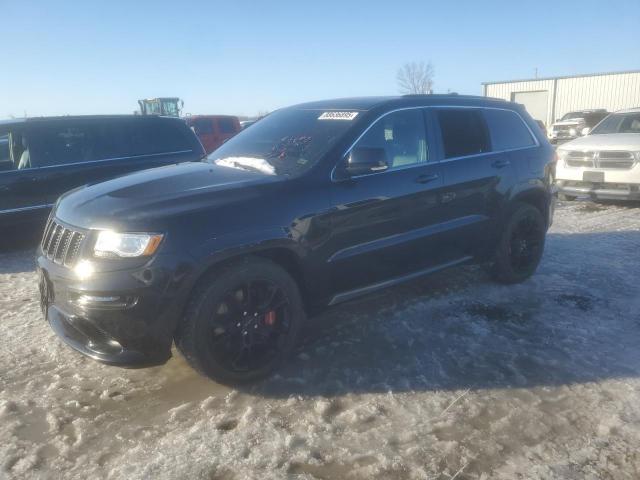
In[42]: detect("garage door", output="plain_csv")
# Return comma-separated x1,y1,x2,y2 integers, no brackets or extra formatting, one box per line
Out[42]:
511,91,549,126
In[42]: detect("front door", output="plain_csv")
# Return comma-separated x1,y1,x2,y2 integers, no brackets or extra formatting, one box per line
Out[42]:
326,108,446,296
0,125,50,228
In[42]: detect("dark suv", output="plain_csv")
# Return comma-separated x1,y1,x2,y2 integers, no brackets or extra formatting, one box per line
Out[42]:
38,95,555,384
0,115,204,230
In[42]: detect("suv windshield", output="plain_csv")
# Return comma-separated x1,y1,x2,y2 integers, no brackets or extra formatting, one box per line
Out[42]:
206,109,357,176
591,113,640,134
561,112,585,121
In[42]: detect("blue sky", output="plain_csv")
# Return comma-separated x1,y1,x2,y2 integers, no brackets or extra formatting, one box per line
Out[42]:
2,0,639,118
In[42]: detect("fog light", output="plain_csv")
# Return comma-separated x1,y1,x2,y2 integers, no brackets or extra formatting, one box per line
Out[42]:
75,294,137,309
74,260,94,280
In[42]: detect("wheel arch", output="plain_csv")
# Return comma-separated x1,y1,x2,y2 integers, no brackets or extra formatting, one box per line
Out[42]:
184,236,314,316
511,186,551,227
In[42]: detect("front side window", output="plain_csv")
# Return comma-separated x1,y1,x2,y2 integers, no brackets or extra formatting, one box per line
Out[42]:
484,109,535,151
207,108,355,177
353,109,428,170
591,113,640,134
29,124,93,167
0,129,31,170
437,109,490,159
0,135,9,164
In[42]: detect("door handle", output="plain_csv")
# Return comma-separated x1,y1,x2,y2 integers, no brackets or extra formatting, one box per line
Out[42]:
491,159,511,169
415,173,439,184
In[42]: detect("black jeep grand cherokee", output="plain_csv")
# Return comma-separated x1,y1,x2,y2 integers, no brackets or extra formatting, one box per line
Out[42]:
38,95,555,384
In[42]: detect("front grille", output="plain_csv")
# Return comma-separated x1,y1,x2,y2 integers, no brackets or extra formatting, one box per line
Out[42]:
566,151,595,168
41,219,85,267
554,125,572,132
565,150,636,170
598,151,635,169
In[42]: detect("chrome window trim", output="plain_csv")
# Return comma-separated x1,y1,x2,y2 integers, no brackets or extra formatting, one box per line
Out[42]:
0,203,54,215
0,149,193,173
331,104,540,181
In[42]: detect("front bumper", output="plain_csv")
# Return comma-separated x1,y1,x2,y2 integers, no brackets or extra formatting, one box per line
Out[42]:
38,249,195,367
558,181,640,201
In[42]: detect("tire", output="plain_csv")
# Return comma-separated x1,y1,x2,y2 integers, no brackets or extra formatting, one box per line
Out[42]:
490,202,546,284
558,193,577,201
175,256,305,385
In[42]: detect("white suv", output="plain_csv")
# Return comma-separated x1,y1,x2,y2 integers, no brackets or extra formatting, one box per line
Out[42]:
556,108,640,201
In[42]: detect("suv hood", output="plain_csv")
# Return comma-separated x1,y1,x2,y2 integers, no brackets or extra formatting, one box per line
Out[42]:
55,161,281,230
558,133,640,151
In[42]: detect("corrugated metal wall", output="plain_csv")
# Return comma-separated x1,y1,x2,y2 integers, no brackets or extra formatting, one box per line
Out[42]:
483,71,640,126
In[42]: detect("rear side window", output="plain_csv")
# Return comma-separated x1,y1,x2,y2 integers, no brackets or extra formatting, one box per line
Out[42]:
437,109,490,159
483,109,536,151
217,117,238,134
91,122,133,160
127,120,192,156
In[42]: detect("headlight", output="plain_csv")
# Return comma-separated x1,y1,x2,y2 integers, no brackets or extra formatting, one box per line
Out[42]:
94,231,164,258
556,150,569,167
569,128,577,137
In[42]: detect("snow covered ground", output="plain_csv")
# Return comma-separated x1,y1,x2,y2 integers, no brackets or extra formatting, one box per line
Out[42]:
1,200,640,480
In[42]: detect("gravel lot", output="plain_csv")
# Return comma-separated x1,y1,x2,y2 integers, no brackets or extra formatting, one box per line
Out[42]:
1,200,640,480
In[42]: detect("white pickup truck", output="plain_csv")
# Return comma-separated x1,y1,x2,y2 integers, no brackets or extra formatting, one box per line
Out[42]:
556,108,640,201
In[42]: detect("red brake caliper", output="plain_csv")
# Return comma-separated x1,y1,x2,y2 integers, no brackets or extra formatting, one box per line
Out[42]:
264,310,276,326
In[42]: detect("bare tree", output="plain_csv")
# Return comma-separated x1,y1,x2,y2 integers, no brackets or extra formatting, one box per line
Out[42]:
396,61,435,95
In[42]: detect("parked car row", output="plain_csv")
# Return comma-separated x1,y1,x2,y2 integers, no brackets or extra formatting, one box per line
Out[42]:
555,107,640,201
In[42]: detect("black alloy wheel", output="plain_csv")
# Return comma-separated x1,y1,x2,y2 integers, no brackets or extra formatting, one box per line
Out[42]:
490,202,546,284
210,279,291,373
176,257,304,384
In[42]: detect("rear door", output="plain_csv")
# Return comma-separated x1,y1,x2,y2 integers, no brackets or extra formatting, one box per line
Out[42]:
327,108,446,296
431,107,517,260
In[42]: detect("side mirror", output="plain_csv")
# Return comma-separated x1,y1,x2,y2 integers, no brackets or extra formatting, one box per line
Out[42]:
581,127,590,136
345,147,389,176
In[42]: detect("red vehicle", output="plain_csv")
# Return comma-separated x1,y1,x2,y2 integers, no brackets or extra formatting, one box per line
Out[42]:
185,115,241,154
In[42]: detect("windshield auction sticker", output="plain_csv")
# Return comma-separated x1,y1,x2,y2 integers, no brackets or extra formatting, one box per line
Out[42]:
318,111,359,120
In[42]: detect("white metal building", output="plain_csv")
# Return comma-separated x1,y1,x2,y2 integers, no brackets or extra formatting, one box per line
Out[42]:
482,70,640,127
